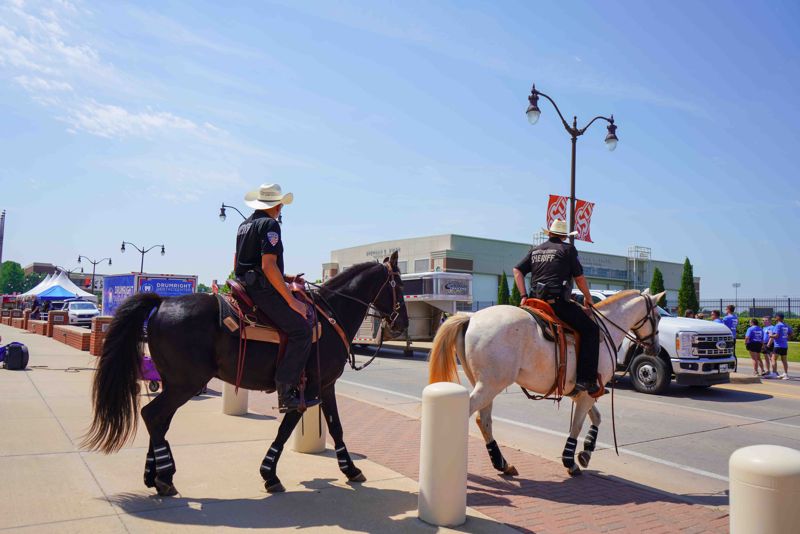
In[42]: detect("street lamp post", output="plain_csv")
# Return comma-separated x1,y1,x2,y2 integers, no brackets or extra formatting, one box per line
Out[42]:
732,282,741,305
77,255,112,294
526,83,618,244
219,203,246,222
120,242,165,274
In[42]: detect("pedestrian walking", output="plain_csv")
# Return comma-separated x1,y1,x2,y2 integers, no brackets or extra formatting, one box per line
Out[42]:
723,305,739,358
761,316,776,377
769,313,793,380
711,310,723,323
744,318,766,376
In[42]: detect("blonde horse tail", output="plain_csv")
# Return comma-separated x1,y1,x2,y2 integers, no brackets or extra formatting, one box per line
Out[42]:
428,314,471,384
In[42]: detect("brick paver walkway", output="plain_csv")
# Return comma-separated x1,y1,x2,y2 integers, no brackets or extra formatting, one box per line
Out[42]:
249,391,728,533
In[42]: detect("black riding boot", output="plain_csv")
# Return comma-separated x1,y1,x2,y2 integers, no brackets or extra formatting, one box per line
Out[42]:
276,382,320,413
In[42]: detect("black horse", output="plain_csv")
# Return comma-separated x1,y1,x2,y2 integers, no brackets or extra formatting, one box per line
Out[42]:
82,251,408,496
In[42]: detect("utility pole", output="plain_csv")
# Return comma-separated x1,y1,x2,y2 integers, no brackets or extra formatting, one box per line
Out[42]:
0,210,5,264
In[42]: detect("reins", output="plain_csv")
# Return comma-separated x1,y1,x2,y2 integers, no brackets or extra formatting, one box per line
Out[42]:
305,262,403,371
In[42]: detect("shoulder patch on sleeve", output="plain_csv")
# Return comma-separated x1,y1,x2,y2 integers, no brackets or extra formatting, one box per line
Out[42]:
267,231,280,246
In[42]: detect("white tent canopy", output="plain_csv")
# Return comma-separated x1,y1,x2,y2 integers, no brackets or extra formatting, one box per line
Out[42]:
18,272,53,298
20,270,98,302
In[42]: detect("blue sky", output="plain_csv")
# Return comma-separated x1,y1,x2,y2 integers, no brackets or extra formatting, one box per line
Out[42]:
1,0,798,297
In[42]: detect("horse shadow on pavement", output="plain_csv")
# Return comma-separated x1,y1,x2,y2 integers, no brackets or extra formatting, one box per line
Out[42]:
109,478,501,533
466,471,727,509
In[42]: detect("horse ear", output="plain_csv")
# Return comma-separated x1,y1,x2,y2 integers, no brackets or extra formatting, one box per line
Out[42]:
642,288,651,296
389,250,399,267
382,257,389,263
653,291,666,303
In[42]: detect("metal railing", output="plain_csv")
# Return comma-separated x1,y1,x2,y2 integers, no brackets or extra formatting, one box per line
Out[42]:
697,297,799,317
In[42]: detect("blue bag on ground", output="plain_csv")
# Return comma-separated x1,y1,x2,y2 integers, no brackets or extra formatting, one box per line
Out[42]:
0,342,29,370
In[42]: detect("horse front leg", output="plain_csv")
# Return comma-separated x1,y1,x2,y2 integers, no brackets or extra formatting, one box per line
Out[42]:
562,393,594,477
578,403,601,469
321,385,366,482
477,403,518,476
261,410,303,493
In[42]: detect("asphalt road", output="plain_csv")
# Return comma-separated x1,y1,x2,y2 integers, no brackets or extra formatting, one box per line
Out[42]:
336,346,800,506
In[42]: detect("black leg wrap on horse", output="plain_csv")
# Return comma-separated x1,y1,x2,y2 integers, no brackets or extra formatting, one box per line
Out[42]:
584,425,599,452
144,443,156,487
153,441,176,478
335,445,355,473
562,437,578,469
260,443,284,481
486,440,507,471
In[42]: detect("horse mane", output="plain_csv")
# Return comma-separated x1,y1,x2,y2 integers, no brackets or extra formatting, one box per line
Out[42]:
595,289,640,308
320,261,380,292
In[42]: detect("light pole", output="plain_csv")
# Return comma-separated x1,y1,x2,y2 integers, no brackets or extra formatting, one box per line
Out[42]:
526,83,618,244
78,255,112,294
55,265,83,276
732,282,741,304
219,203,246,222
120,242,165,274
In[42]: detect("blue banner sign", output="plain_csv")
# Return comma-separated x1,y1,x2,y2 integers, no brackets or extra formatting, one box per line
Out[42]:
138,277,196,297
103,275,136,316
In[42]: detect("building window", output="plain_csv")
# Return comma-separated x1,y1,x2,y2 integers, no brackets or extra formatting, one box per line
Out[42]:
414,258,429,273
396,261,408,274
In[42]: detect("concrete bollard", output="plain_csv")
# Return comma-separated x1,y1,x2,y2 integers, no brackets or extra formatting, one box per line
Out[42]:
221,382,249,416
418,382,469,527
291,404,327,453
730,445,800,534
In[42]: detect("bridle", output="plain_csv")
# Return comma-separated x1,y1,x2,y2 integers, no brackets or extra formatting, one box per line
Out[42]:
590,294,660,354
306,261,405,370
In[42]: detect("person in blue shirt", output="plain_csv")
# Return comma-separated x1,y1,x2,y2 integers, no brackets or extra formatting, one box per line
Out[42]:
761,317,775,377
722,305,739,359
711,310,723,323
769,313,793,379
744,318,765,376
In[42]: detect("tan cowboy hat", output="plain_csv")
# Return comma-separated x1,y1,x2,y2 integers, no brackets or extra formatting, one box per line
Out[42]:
543,219,578,237
244,183,294,210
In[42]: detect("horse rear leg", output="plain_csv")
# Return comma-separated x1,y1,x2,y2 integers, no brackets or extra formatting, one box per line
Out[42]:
562,393,594,477
318,384,365,483
578,403,601,469
260,410,303,493
141,381,202,496
476,402,518,476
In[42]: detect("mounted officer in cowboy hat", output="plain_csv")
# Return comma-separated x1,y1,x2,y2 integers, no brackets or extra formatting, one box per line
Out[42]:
234,183,319,412
512,219,601,395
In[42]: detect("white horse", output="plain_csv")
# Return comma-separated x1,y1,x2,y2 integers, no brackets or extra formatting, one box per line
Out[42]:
428,289,664,476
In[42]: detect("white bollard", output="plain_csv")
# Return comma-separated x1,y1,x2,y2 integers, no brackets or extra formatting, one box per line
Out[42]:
418,382,469,527
291,404,327,453
221,382,249,415
730,445,800,534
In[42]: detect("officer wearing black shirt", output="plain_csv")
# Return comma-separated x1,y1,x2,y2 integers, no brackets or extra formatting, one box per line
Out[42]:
512,219,600,395
235,183,318,413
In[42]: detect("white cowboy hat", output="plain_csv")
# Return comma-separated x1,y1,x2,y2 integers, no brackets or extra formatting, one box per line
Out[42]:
244,183,294,210
543,219,578,237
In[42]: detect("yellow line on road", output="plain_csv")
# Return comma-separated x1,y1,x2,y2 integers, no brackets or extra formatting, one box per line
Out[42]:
715,382,800,400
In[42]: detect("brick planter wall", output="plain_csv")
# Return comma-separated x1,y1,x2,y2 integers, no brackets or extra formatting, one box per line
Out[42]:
52,325,91,351
29,320,47,335
47,311,68,338
1,316,11,326
11,317,24,329
90,316,114,356
22,309,31,331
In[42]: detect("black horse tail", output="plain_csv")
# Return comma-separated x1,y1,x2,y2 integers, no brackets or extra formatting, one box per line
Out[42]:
82,293,162,453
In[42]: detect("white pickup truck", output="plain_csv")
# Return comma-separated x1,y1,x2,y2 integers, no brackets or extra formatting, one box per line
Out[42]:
574,290,736,394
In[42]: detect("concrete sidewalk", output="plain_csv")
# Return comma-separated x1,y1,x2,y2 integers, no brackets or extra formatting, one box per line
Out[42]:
0,324,511,533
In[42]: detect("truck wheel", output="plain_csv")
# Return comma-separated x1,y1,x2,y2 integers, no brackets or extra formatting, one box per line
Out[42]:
630,353,670,394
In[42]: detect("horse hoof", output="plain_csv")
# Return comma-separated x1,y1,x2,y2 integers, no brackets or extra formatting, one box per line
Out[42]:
347,470,367,483
265,481,286,493
502,464,519,477
154,479,178,497
578,451,591,468
568,465,582,477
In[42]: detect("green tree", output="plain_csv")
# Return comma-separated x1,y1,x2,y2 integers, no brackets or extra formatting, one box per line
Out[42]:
677,258,699,316
220,270,235,294
649,267,667,307
0,261,26,294
510,281,522,307
497,271,510,305
22,272,45,292
197,283,211,293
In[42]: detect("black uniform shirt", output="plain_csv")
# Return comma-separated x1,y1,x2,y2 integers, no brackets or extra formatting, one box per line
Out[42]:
235,211,284,279
515,237,583,296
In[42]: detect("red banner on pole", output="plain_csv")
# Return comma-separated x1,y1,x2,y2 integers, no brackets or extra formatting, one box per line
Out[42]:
574,199,595,242
546,195,568,228
546,195,595,242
